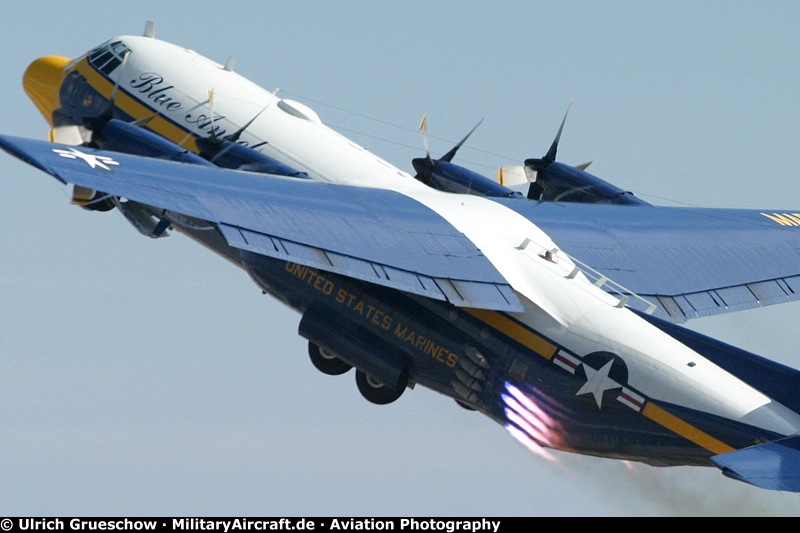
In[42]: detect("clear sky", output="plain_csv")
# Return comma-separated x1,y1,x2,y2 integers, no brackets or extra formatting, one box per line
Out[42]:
1,0,800,517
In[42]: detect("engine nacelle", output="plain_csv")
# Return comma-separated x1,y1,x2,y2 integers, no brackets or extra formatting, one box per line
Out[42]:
195,138,309,178
525,161,648,205
417,160,523,199
89,118,213,165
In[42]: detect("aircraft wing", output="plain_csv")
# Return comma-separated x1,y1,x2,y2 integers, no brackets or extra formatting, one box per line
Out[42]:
7,134,800,323
711,435,800,492
508,200,800,322
0,135,523,312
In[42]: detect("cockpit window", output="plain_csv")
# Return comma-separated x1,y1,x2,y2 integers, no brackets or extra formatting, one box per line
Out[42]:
87,40,131,76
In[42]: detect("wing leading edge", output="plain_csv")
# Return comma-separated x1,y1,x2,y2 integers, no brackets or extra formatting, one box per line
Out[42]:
0,135,523,312
9,133,800,321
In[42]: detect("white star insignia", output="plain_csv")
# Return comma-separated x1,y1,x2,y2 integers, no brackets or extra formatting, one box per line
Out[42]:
52,147,119,171
576,359,621,409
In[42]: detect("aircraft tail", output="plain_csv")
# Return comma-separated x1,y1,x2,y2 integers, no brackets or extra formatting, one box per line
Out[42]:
637,310,800,416
638,310,800,492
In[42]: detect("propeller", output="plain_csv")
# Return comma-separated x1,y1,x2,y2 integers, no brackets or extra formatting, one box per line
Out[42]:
524,101,583,200
524,100,571,178
188,88,219,153
58,51,132,211
190,89,305,177
176,88,216,150
411,114,435,182
194,89,272,163
72,50,165,148
412,116,483,183
82,51,131,135
520,102,646,205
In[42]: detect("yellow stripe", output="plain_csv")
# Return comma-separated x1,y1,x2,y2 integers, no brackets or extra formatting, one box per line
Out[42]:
74,61,197,149
465,308,735,455
643,402,735,455
466,310,738,455
465,308,557,360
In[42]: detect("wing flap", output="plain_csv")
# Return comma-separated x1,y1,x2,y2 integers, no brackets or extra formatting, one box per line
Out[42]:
711,435,800,492
218,223,519,309
0,135,523,312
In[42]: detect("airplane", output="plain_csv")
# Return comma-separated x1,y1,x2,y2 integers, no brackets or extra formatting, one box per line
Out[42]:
5,21,800,493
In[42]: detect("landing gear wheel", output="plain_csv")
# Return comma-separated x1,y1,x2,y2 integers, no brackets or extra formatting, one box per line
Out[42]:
81,192,116,212
308,342,352,376
355,369,406,405
455,400,476,411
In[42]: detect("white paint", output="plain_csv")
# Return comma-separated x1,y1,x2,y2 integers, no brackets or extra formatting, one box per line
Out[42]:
69,34,800,434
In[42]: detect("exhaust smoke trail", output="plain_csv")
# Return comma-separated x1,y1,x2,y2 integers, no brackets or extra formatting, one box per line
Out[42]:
500,383,796,515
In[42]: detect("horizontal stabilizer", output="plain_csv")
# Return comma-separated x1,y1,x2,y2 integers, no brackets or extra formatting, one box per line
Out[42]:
711,435,800,492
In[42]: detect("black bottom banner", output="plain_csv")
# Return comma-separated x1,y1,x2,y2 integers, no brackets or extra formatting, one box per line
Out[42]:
2,519,511,533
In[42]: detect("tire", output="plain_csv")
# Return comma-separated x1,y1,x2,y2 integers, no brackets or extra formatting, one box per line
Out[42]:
308,342,352,376
355,369,406,405
455,400,477,411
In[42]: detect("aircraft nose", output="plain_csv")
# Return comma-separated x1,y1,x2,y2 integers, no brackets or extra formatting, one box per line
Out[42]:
23,55,71,127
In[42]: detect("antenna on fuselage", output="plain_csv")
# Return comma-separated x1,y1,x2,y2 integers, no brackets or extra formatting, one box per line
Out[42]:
143,21,155,38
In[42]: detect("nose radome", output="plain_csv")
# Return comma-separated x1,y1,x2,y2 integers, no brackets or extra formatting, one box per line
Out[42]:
23,55,71,127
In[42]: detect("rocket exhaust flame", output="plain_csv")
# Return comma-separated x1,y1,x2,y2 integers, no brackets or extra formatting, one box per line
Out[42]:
507,384,555,423
503,397,553,442
506,425,559,462
502,383,564,462
505,407,556,447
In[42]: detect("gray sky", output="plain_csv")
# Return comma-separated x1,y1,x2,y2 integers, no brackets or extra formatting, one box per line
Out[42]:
1,0,800,516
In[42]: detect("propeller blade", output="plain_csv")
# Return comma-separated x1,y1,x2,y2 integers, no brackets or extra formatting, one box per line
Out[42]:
496,165,529,187
418,114,431,159
412,116,483,182
207,88,218,144
177,129,195,149
131,112,160,127
440,118,483,163
98,51,131,123
412,114,435,181
225,103,270,143
524,99,574,175
524,100,573,200
542,99,572,165
49,124,88,145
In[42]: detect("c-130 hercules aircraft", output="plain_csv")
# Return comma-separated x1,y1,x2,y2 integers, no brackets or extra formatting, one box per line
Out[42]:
5,21,800,492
